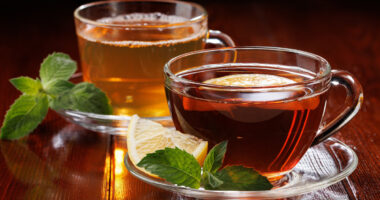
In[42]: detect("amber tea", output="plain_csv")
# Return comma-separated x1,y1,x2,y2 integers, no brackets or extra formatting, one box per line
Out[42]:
76,13,207,117
166,64,328,177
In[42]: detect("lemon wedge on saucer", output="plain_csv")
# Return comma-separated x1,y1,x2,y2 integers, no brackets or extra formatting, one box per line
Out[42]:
127,115,208,178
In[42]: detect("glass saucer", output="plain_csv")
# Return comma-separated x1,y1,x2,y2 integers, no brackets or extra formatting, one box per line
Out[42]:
124,138,358,199
55,73,171,135
56,109,170,135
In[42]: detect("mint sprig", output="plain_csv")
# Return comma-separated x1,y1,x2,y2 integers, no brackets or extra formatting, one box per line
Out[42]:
136,141,273,191
1,52,112,140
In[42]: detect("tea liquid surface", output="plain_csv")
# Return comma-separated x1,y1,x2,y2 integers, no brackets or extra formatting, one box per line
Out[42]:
77,13,206,117
166,65,328,176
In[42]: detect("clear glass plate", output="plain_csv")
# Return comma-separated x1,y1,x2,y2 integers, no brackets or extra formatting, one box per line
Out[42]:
55,73,171,135
56,109,170,135
124,138,358,199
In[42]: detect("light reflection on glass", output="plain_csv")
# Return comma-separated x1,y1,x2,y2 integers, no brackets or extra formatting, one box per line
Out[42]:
114,147,128,199
114,148,126,176
102,154,111,199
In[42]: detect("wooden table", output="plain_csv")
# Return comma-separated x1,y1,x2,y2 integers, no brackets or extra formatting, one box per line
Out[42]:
0,0,379,199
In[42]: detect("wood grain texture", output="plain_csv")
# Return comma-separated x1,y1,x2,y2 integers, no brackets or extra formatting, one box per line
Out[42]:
0,1,111,199
110,135,175,200
0,114,111,199
0,0,379,199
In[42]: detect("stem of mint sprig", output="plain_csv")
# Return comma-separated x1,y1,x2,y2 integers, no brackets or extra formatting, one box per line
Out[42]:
137,141,273,191
1,52,112,140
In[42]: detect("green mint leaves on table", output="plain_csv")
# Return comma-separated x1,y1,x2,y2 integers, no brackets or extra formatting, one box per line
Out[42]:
137,141,273,191
1,52,112,140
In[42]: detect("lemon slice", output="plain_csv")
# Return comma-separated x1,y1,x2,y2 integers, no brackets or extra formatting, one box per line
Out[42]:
191,74,320,111
203,74,296,87
127,115,208,177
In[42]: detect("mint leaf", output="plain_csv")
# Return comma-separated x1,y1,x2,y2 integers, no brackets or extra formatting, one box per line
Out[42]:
203,141,227,173
40,52,77,87
137,147,201,189
45,79,74,95
50,82,112,114
68,82,112,114
210,166,273,191
1,94,48,140
10,77,42,95
203,171,223,189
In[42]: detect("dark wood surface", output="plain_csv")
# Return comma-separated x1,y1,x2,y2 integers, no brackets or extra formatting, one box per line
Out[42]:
0,0,379,199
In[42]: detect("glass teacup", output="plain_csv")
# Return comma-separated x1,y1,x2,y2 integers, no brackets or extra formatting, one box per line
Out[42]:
164,47,363,178
74,0,234,117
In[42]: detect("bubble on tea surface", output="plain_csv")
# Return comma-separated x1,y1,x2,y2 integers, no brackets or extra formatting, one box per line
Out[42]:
97,12,188,25
79,13,206,47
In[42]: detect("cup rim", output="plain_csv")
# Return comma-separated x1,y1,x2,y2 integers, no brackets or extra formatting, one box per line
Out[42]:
164,46,332,90
74,0,208,29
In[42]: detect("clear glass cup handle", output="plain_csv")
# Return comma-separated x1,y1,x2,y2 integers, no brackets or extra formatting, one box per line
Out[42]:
206,29,235,47
312,69,363,146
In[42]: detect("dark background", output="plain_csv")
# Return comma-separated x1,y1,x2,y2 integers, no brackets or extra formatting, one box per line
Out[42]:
2,0,380,74
2,0,380,99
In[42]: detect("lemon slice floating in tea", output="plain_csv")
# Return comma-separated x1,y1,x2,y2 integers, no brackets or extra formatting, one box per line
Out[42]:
203,74,296,87
183,74,319,111
127,115,208,178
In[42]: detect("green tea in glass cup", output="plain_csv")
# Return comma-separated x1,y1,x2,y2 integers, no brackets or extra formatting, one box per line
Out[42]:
74,0,234,117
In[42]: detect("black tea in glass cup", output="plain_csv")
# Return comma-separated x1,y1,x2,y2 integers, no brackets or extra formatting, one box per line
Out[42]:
164,47,362,179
